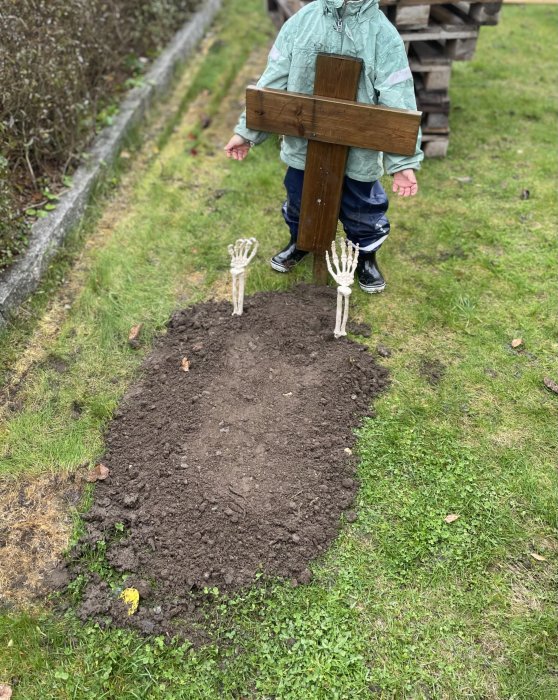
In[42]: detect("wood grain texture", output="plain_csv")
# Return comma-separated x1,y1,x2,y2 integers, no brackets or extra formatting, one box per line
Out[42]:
312,253,329,285
297,140,348,253
395,4,431,28
246,87,421,156
297,54,363,254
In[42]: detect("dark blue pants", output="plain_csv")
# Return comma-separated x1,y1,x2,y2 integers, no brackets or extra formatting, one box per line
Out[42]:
281,167,390,253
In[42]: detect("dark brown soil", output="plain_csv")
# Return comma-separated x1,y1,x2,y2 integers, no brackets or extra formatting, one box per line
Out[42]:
65,285,389,637
419,357,446,386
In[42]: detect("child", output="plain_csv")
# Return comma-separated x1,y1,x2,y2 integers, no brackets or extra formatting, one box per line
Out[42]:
225,0,422,293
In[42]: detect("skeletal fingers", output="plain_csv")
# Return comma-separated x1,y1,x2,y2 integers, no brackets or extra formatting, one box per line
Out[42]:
228,238,258,317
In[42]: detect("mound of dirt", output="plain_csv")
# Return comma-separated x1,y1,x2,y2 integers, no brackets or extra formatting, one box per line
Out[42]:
66,285,389,636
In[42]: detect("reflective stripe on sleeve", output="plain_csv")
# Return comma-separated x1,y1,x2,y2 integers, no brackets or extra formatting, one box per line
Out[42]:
385,66,412,86
269,44,282,61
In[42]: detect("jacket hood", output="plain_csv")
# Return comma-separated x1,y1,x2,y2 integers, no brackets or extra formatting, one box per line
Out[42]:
320,0,379,18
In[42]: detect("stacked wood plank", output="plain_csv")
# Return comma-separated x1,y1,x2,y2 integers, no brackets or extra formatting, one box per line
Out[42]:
266,0,502,156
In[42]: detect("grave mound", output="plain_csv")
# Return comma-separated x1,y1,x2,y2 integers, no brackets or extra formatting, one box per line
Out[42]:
66,285,389,636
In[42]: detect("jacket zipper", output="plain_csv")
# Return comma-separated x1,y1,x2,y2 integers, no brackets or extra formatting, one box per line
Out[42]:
333,6,345,51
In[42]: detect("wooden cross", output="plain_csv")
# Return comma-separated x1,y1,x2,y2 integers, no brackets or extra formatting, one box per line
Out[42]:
246,53,421,283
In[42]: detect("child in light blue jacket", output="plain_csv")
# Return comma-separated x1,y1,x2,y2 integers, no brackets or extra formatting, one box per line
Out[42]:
225,0,423,293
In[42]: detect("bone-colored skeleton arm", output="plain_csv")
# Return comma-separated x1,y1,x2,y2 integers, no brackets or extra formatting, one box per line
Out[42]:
228,237,259,316
325,238,359,339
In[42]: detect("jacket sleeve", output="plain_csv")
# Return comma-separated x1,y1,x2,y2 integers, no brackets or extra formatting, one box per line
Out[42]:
374,35,424,174
234,25,293,145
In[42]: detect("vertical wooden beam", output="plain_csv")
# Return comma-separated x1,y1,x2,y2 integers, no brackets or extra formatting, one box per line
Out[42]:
312,254,329,285
297,54,362,283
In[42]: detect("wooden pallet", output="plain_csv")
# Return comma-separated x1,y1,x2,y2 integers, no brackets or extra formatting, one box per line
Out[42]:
265,0,502,156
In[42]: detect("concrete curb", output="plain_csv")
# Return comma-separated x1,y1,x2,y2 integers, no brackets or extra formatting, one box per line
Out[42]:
0,0,223,329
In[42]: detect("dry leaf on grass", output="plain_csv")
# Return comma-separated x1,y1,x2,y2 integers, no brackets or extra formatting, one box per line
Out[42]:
444,513,460,524
0,685,13,700
86,463,110,482
181,357,190,372
128,323,143,349
529,552,547,562
543,377,558,394
511,338,523,348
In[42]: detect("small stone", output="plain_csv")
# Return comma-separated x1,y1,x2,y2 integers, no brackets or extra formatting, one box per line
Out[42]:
377,344,392,358
135,579,151,598
123,493,139,508
345,511,357,523
297,568,313,585
342,478,354,489
43,563,71,591
291,533,300,543
137,619,155,634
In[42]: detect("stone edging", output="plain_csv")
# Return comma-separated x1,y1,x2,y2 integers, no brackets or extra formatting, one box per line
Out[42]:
0,0,223,329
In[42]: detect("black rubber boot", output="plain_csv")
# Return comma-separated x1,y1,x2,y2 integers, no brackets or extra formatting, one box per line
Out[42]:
270,239,308,273
356,251,385,293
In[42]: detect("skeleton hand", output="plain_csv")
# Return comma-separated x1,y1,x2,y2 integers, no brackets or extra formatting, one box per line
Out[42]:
326,238,359,294
325,238,359,339
228,238,258,273
228,237,259,316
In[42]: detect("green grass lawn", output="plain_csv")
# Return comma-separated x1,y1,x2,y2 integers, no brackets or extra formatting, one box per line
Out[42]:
1,0,557,697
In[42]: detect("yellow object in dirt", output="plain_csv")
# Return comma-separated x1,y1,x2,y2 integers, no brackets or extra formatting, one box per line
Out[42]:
120,587,140,616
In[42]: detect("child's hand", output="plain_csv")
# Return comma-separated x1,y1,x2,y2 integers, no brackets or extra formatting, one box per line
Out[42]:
224,134,251,161
392,169,418,197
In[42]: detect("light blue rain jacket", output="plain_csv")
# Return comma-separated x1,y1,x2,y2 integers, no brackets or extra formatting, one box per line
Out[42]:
235,0,423,182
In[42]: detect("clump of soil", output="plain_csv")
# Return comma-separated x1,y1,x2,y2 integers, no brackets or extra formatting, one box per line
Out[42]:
66,285,389,636
419,357,446,386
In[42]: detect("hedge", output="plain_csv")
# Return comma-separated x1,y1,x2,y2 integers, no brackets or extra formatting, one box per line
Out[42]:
0,0,200,269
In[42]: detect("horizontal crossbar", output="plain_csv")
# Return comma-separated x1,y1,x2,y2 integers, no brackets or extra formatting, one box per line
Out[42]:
246,86,421,156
